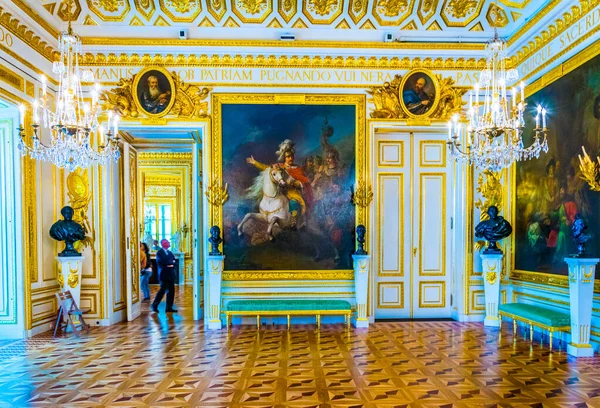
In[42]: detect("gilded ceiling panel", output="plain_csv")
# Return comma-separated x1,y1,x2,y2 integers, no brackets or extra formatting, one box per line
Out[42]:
278,0,297,23
87,0,130,22
302,0,344,24
207,0,228,22
159,0,202,23
34,0,549,34
134,0,156,22
372,0,416,26
417,0,439,26
57,0,82,22
348,0,368,24
440,0,484,27
232,0,274,24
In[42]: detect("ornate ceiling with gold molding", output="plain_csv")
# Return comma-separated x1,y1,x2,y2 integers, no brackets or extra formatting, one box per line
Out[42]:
31,0,551,38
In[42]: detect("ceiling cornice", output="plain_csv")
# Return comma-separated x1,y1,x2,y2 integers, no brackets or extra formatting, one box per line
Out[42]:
10,0,59,39
0,6,57,62
80,37,487,50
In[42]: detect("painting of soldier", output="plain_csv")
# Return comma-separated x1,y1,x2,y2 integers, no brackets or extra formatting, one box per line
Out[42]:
221,104,357,271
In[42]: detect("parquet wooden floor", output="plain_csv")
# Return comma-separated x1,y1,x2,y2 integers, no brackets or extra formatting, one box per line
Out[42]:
1,287,599,407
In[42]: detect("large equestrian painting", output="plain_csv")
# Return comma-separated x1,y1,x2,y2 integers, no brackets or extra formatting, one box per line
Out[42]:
221,103,357,271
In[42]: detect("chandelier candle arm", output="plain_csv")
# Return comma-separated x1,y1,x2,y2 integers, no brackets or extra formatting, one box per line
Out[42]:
447,31,548,172
16,20,120,170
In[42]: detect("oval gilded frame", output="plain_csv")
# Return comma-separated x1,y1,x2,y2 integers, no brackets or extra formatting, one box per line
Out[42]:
132,66,176,118
398,69,441,119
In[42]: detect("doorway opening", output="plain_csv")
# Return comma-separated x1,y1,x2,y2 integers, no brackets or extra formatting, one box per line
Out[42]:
0,99,25,338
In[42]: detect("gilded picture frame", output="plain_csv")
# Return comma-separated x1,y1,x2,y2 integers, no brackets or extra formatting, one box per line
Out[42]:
507,48,600,294
398,69,441,119
132,66,176,118
208,93,368,281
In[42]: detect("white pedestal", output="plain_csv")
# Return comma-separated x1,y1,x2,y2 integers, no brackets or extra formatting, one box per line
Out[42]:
565,257,599,357
481,253,503,327
56,256,84,307
206,255,224,330
353,254,370,328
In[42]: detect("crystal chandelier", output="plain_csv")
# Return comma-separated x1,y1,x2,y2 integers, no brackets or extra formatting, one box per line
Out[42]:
447,32,548,172
16,20,120,171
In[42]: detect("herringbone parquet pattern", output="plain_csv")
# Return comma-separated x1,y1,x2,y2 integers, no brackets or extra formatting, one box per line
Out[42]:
0,287,599,407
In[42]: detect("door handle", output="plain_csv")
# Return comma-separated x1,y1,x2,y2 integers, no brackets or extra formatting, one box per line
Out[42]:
413,247,417,257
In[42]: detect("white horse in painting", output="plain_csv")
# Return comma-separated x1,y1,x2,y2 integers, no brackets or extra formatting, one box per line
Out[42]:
237,166,340,262
238,166,290,241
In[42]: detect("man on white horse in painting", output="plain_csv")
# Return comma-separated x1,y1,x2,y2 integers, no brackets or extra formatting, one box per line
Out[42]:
245,140,313,230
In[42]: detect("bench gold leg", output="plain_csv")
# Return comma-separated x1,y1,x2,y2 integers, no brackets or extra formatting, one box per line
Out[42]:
316,314,321,329
256,315,260,329
226,314,230,329
287,315,290,329
549,330,553,351
513,319,517,335
529,324,533,342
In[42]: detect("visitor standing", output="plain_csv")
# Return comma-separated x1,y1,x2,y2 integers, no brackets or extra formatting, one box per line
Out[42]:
140,242,152,301
151,239,177,313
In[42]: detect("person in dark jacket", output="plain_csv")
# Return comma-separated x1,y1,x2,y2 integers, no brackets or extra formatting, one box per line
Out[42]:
151,239,177,313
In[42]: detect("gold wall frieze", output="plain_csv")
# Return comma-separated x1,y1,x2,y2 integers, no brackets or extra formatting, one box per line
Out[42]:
512,0,599,74
506,0,564,47
524,36,600,99
82,53,488,70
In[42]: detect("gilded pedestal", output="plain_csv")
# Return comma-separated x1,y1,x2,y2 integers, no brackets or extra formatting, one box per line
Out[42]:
353,254,370,328
481,253,502,327
565,257,599,357
206,255,224,330
56,256,84,307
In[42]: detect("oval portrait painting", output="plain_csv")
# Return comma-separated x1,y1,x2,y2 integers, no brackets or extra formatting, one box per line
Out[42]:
400,71,437,117
134,67,175,117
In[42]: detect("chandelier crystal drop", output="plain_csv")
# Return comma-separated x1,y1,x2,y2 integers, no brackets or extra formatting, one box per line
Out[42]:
447,32,548,172
16,21,120,171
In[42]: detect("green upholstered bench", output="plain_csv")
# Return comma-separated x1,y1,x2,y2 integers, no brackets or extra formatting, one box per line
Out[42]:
498,303,570,350
225,299,352,329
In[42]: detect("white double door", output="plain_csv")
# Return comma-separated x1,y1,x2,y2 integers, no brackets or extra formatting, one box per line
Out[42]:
373,130,452,319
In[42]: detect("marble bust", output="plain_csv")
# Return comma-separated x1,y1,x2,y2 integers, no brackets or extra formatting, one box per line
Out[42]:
572,214,592,257
208,225,223,256
474,205,513,254
49,206,86,257
355,225,367,255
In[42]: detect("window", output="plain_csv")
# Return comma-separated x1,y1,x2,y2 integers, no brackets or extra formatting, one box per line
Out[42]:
144,201,174,245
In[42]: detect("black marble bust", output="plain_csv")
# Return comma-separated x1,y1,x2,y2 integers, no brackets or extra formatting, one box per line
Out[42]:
49,206,86,257
474,205,513,254
208,225,223,256
571,214,592,257
355,225,367,255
